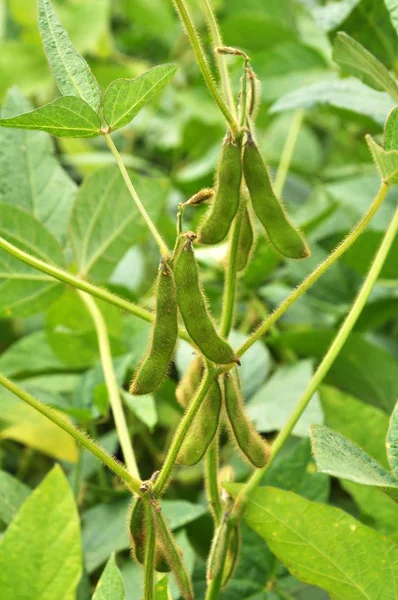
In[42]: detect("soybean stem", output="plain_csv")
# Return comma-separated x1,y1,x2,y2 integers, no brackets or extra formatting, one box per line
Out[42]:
237,181,390,358
143,502,156,600
233,202,398,518
199,0,237,119
274,108,304,197
0,235,191,343
153,367,215,495
239,60,249,129
204,526,233,600
0,373,142,494
172,0,239,137
205,438,223,524
79,291,140,480
104,133,169,257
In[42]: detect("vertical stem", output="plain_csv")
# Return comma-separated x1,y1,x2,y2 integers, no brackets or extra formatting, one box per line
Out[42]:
205,438,223,524
104,133,169,257
205,526,233,600
239,60,249,129
79,291,140,480
172,0,239,137
233,203,398,517
143,502,156,600
273,108,304,197
199,0,237,119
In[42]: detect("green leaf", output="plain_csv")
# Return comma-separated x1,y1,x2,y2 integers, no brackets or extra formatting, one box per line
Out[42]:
310,424,398,487
271,77,395,125
246,360,323,437
227,485,398,600
385,0,398,36
0,331,65,378
0,470,30,525
0,96,101,138
342,481,398,540
387,401,398,478
68,166,169,280
367,134,398,183
121,389,157,430
311,0,361,32
154,576,170,600
384,106,398,150
0,465,82,600
0,88,76,242
103,64,178,131
0,205,66,318
38,0,100,111
333,32,398,100
92,554,126,600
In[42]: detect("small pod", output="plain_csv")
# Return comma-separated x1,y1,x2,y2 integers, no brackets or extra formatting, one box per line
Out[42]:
129,498,170,572
174,236,237,364
152,507,194,600
222,524,241,587
197,133,242,245
237,205,255,272
243,133,310,259
207,518,228,582
224,373,270,468
176,355,204,408
178,379,222,466
130,259,178,395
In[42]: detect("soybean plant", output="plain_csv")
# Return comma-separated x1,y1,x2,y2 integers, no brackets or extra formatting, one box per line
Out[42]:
0,1,397,600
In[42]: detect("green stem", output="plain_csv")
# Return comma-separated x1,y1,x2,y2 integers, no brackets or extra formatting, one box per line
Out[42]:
153,366,215,495
205,525,233,600
205,438,223,524
0,373,142,495
79,291,140,480
239,60,249,129
0,235,191,343
199,0,237,119
233,202,398,517
237,181,390,358
143,501,156,600
104,133,169,256
273,109,304,197
172,0,239,137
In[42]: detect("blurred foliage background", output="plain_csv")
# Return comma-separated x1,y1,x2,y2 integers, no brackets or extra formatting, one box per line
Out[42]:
0,0,398,599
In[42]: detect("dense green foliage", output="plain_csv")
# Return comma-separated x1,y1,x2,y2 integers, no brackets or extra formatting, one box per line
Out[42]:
0,1,398,599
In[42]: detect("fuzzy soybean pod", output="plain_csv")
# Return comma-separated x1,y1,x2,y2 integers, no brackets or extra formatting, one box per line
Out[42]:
222,525,241,586
174,236,237,364
224,373,270,468
243,133,310,259
197,132,242,245
176,355,204,408
130,259,178,395
129,498,170,572
178,379,222,466
237,205,255,272
207,517,228,581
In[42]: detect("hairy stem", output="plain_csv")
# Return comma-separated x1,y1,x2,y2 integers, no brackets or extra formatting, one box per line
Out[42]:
79,291,140,479
0,374,142,494
205,525,233,600
143,501,156,600
153,366,215,495
172,0,239,137
274,108,304,197
233,202,398,517
205,438,223,524
199,0,237,119
0,235,191,343
237,181,390,358
104,133,169,256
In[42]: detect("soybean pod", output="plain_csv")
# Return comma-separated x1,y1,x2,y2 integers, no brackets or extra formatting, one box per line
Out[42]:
176,355,204,408
129,498,170,572
197,132,242,245
237,192,255,272
178,379,222,466
224,373,270,468
243,133,310,259
207,516,228,581
174,235,237,364
130,258,178,395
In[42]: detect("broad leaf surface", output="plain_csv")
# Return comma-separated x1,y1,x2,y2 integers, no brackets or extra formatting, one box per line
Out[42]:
154,576,169,600
92,554,126,600
38,0,100,111
342,481,398,540
310,425,398,487
384,106,398,150
385,0,398,35
0,96,101,138
69,166,169,280
0,88,76,242
103,64,178,130
367,135,398,184
333,32,398,99
387,401,398,478
0,466,82,600
0,470,30,525
227,485,398,600
0,330,66,378
0,205,66,317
